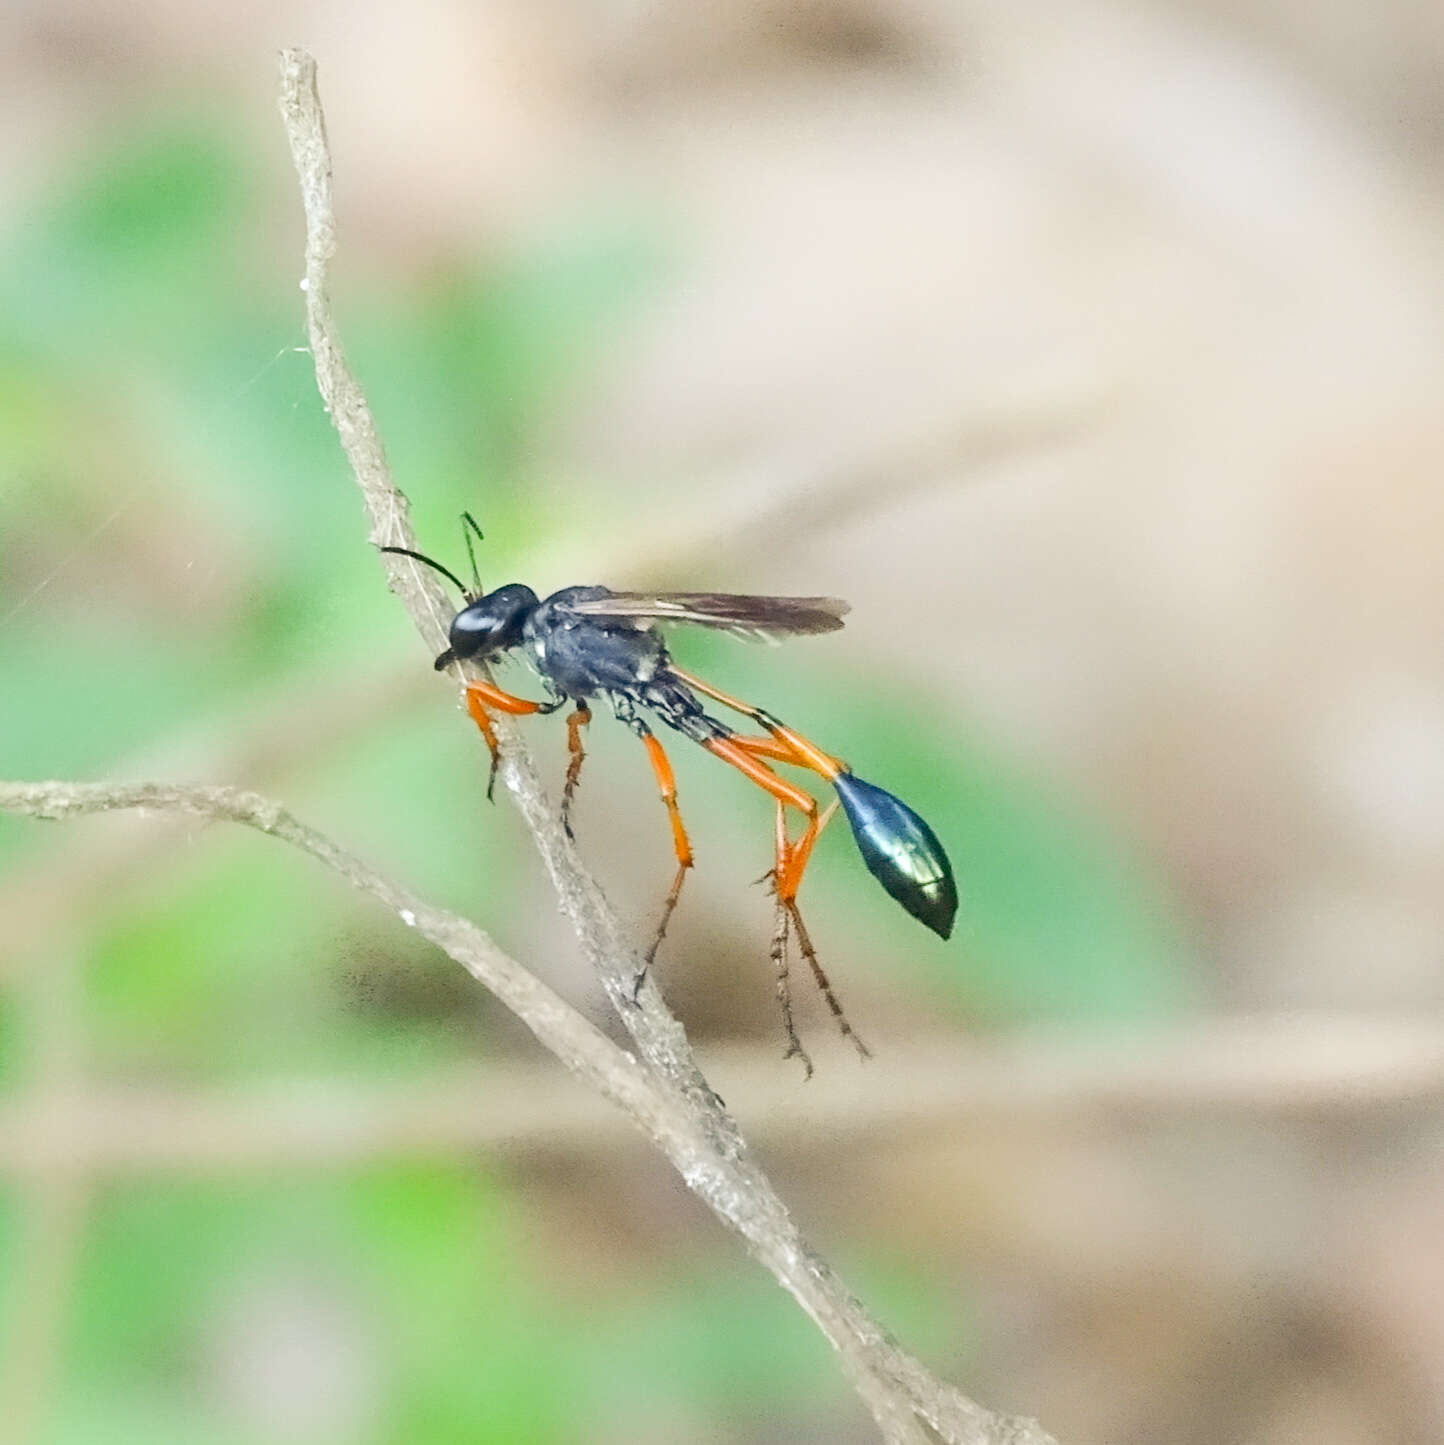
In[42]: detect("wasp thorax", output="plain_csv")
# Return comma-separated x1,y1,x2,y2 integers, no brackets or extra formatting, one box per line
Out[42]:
434,584,539,670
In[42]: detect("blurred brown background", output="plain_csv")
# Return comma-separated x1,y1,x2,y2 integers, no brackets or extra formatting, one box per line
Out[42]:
3,2,1444,1442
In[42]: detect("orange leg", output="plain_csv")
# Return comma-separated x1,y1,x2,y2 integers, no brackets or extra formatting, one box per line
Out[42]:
731,735,845,894
703,736,815,897
670,667,844,780
677,667,848,899
671,672,848,893
769,881,810,1077
464,680,545,801
561,703,592,839
701,721,860,1067
786,898,869,1061
763,800,865,1064
703,735,814,814
633,732,695,993
728,733,818,768
727,733,804,766
702,736,839,902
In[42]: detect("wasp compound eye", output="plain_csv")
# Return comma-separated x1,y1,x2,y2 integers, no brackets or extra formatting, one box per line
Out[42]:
448,602,497,655
433,605,491,669
832,773,957,939
442,585,540,667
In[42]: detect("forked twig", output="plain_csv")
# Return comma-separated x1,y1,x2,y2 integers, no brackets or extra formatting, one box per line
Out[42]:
0,767,1051,1445
2,51,1065,1445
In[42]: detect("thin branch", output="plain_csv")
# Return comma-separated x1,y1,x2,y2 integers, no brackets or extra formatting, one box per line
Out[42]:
545,382,1108,590
1,780,671,1129
0,776,1055,1445
0,659,415,971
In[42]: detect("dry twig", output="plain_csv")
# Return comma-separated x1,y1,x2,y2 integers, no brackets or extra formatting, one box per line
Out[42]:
0,774,1053,1445
280,49,1053,1442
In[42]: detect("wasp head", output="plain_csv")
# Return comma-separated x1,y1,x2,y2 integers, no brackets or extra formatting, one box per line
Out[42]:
434,584,539,670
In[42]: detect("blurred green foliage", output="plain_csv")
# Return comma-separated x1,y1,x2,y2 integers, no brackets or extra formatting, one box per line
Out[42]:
11,1164,962,1444
0,111,1191,1437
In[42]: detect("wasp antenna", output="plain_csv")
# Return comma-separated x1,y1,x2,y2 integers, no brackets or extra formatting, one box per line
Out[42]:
460,511,485,595
377,545,471,598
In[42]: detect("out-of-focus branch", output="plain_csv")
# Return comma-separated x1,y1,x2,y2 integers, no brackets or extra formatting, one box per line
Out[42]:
0,775,1055,1445
272,49,1057,1445
0,1016,1439,1179
0,779,685,1140
541,379,1107,588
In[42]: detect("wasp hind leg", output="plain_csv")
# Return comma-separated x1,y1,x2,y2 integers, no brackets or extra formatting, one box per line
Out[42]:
675,664,957,937
702,734,866,1067
768,881,810,1078
786,895,869,1061
772,800,868,1065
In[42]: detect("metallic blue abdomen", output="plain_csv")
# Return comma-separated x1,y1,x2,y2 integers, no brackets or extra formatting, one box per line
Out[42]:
833,772,957,939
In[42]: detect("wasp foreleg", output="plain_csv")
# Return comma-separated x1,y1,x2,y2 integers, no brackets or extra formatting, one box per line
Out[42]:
462,679,564,799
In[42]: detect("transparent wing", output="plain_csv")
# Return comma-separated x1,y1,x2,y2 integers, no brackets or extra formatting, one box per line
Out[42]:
562,591,849,641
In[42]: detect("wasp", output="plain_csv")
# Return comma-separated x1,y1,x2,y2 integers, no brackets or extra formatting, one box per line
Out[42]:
383,518,956,1072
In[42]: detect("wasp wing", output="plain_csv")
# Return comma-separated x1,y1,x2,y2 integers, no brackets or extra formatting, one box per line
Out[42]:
562,591,849,641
